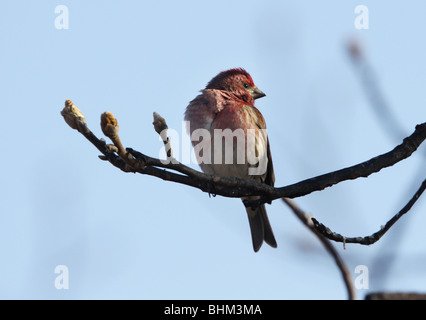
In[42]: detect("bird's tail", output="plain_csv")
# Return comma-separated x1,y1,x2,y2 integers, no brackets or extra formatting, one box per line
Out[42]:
244,200,277,252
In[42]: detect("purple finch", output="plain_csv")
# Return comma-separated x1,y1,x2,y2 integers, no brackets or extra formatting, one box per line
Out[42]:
185,68,277,252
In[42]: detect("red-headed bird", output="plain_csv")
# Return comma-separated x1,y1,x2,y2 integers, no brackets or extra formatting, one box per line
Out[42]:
185,68,277,252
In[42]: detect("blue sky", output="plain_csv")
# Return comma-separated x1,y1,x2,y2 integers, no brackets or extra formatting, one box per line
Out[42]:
0,1,425,299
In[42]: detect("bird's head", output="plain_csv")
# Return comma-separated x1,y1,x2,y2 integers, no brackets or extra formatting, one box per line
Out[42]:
205,68,265,104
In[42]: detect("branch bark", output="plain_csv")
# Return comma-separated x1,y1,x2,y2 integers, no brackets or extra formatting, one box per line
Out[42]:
311,178,426,245
60,100,426,243
62,99,426,202
365,292,426,300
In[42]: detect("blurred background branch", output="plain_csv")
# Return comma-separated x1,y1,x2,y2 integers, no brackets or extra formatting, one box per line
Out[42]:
346,39,426,297
282,198,355,300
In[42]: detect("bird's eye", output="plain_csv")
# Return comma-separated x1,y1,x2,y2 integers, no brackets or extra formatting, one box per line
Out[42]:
243,83,249,88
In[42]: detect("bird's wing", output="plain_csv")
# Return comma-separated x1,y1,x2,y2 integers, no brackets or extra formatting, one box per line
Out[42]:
248,106,275,187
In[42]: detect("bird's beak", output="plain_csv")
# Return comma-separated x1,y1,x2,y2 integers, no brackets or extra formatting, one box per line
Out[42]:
251,86,266,100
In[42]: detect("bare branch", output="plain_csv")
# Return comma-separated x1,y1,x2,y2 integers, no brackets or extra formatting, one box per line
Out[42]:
273,122,426,199
60,100,426,247
365,292,426,300
282,198,356,300
61,99,425,299
135,121,426,201
311,178,426,245
61,100,426,200
346,39,406,140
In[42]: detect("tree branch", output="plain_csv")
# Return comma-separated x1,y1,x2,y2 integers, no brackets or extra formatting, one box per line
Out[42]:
61,99,426,201
365,292,426,300
60,100,426,247
61,99,425,299
347,39,407,140
282,198,356,300
272,122,426,199
311,178,426,245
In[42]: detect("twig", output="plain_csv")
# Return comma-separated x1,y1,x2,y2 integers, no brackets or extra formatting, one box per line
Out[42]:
347,38,426,291
153,112,173,159
347,40,406,140
282,198,356,300
312,179,426,245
